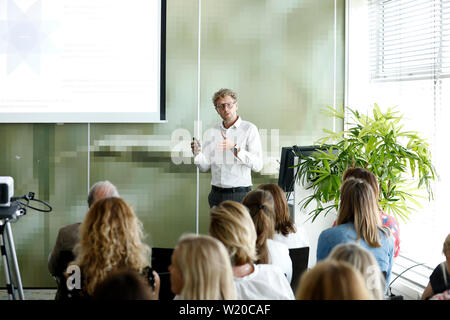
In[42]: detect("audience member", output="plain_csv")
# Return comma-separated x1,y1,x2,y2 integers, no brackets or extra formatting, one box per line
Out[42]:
65,197,158,299
93,269,159,300
209,200,294,300
429,289,450,300
242,189,292,283
168,233,236,300
335,167,401,258
316,177,394,285
257,183,309,248
328,242,386,299
421,233,450,300
296,259,372,300
48,180,120,276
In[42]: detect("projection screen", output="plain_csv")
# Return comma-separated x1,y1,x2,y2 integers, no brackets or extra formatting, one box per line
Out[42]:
0,0,166,123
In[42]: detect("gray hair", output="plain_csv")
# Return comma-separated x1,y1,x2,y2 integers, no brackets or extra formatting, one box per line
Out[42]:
87,181,119,207
328,242,386,300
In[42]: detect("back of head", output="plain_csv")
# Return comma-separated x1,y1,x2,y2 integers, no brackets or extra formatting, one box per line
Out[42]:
209,201,257,266
296,260,372,300
76,197,150,295
242,189,275,264
342,167,380,200
93,269,154,300
337,177,385,247
443,233,450,257
87,180,119,208
328,243,386,299
257,184,295,236
174,234,236,300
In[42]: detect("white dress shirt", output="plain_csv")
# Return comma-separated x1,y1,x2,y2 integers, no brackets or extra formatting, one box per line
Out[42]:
273,231,310,249
267,239,292,284
194,117,263,188
234,264,295,300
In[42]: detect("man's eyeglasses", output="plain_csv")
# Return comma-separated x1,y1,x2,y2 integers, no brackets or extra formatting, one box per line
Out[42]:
215,101,236,110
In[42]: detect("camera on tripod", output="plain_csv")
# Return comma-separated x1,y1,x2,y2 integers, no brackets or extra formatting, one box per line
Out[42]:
0,176,14,207
0,176,52,300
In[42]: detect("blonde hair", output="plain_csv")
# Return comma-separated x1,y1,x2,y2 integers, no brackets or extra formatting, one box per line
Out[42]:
336,177,389,247
296,260,372,300
212,88,238,107
328,243,386,300
443,233,450,256
257,184,296,236
242,189,275,264
174,234,236,300
209,201,257,266
72,197,151,296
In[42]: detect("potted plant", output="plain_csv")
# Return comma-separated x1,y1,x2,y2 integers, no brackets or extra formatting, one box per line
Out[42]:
296,104,437,222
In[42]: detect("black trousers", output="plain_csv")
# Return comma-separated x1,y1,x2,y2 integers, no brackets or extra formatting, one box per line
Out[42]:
208,187,251,208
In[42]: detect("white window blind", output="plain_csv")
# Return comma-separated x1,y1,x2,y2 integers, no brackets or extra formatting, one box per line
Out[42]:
369,0,450,81
351,0,450,281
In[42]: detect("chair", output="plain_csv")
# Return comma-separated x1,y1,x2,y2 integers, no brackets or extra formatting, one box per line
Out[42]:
52,250,75,300
151,247,175,300
288,246,309,293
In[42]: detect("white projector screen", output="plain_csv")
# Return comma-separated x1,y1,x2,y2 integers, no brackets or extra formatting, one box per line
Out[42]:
0,0,166,123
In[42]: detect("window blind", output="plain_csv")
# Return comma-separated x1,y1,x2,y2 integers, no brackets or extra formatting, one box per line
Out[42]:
369,0,450,82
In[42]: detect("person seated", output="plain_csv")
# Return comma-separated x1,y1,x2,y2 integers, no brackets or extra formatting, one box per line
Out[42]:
242,189,292,283
296,259,372,300
317,177,394,287
421,233,450,300
63,197,159,300
93,269,159,300
328,242,386,299
209,200,294,300
257,183,309,248
168,233,236,300
332,167,401,258
429,289,450,300
48,180,119,277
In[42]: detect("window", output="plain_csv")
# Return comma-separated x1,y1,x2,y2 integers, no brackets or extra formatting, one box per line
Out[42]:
369,0,450,82
347,0,450,277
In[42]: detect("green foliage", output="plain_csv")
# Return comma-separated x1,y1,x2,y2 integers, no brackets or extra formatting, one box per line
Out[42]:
296,104,437,222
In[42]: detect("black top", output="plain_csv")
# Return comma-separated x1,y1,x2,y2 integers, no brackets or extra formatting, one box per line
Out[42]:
430,262,450,295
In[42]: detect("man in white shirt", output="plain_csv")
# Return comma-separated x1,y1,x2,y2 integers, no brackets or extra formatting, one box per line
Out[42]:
191,88,263,207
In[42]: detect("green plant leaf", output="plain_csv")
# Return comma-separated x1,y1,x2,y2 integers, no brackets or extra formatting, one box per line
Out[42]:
298,104,438,223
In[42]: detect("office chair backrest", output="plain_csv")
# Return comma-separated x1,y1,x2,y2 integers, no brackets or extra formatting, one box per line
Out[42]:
53,250,76,300
289,246,310,293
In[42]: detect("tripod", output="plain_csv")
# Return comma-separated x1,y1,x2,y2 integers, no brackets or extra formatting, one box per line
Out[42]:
0,203,25,300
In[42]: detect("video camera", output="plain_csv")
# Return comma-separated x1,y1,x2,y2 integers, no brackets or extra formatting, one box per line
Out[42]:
0,176,52,300
0,176,52,219
0,176,14,207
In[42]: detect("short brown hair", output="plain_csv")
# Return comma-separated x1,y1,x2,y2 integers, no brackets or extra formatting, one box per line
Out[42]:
212,88,238,107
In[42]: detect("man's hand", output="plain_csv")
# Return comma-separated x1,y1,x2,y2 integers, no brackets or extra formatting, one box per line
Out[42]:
217,131,236,151
191,139,201,156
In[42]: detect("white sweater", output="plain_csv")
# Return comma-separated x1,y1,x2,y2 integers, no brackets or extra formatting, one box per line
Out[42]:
267,239,292,284
234,264,295,300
